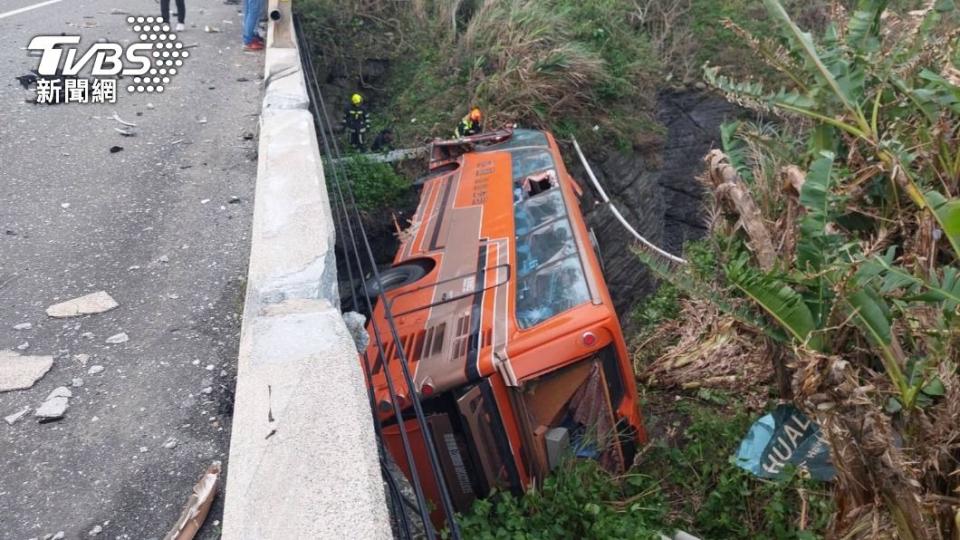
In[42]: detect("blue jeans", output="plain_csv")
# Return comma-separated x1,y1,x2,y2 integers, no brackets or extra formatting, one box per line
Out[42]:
243,0,263,44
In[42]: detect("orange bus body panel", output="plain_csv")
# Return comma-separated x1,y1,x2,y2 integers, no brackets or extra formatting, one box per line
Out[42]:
363,129,646,517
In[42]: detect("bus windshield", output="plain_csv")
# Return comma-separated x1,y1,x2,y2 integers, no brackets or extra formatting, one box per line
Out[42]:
510,143,590,328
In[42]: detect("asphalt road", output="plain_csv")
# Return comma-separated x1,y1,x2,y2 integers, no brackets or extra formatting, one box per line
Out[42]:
0,0,262,538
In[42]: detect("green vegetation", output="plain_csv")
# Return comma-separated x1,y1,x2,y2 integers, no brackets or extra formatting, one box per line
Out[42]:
298,0,661,151
642,0,960,536
648,400,833,539
454,397,832,539
454,460,666,539
338,155,412,212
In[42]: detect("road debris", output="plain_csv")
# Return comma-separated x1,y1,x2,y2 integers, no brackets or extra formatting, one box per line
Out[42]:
13,322,33,330
162,437,178,449
87,365,104,375
74,354,90,367
105,332,129,344
46,290,119,317
114,127,136,137
109,146,124,153
35,386,72,421
72,378,84,388
88,524,102,536
4,407,31,425
0,350,54,392
112,112,137,127
16,71,38,89
196,116,208,124
228,196,242,204
16,341,30,351
203,25,221,33
147,102,155,110
162,462,221,540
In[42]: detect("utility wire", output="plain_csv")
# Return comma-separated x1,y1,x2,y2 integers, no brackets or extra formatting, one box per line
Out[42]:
295,16,462,539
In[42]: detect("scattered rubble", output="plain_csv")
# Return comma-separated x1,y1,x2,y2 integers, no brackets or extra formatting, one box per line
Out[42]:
74,353,91,367
88,524,102,536
46,291,119,318
16,341,30,351
88,365,105,375
162,437,178,449
0,350,54,392
72,378,84,388
35,387,72,421
105,332,129,344
4,407,31,425
13,322,33,330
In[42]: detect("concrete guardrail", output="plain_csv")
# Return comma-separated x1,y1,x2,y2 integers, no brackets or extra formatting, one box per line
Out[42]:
221,1,392,538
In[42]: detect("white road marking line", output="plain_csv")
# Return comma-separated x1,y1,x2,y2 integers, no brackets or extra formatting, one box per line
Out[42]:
0,0,63,20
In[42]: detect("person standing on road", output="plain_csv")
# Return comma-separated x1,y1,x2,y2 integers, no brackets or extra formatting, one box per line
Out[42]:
243,0,265,51
160,0,187,31
343,93,371,151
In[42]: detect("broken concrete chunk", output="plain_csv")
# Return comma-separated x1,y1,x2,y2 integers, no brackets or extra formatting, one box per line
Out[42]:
4,406,31,425
46,291,119,318
0,349,54,392
105,332,129,344
35,387,71,420
47,386,73,399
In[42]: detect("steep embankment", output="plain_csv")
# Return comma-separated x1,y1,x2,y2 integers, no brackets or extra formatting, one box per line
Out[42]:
579,90,740,317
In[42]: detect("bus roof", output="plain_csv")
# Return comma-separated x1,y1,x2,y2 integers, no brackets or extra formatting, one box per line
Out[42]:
366,129,617,399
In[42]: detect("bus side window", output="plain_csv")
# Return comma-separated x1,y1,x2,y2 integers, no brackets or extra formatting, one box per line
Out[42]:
522,170,557,197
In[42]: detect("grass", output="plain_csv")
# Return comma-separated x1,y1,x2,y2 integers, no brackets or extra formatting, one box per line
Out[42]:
643,397,833,539
298,0,662,153
453,395,833,539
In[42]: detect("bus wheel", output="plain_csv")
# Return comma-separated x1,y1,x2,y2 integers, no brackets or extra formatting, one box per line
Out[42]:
363,264,427,299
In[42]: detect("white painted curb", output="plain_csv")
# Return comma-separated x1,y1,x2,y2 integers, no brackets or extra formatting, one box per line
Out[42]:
222,5,392,539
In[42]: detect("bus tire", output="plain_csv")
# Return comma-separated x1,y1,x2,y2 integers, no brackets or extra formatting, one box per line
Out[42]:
363,264,427,299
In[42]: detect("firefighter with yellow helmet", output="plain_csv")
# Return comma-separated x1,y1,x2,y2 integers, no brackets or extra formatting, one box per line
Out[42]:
343,93,371,150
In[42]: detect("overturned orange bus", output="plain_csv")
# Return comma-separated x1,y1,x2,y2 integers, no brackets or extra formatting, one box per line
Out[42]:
361,128,647,517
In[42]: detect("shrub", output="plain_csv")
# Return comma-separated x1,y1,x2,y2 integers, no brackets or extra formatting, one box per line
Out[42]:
453,459,667,539
339,155,411,212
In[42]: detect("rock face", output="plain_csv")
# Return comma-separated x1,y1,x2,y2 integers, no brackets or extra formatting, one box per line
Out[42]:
579,90,742,319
